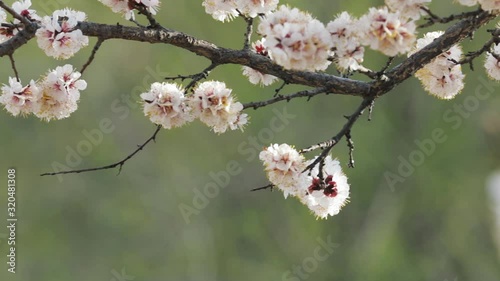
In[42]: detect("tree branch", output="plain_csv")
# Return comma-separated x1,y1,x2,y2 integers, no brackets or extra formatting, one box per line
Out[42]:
242,87,327,110
40,125,162,177
300,98,373,172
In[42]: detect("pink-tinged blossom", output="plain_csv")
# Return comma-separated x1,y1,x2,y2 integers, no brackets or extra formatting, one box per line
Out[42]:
140,82,194,129
242,39,278,86
385,0,431,20
12,0,40,21
189,81,247,133
327,12,365,71
258,5,332,71
0,77,40,116
203,0,278,21
298,156,350,219
35,9,89,59
36,65,87,121
259,143,306,198
358,7,417,57
409,31,465,99
99,0,160,20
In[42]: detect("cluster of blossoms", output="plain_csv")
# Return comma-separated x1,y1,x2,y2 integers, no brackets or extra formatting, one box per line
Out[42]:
457,0,500,12
242,39,278,86
326,12,365,72
259,144,350,219
358,7,417,57
385,0,431,20
202,0,279,22
36,9,89,59
0,65,87,121
409,31,465,99
258,5,333,71
98,0,160,20
141,81,248,134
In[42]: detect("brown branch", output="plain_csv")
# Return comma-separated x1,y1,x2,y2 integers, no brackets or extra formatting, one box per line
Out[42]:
1,10,494,98
251,184,274,192
40,125,162,177
300,98,373,172
80,38,105,75
8,54,19,81
454,28,500,70
242,87,327,110
370,9,495,97
241,15,254,50
346,130,355,168
165,62,219,92
419,7,482,28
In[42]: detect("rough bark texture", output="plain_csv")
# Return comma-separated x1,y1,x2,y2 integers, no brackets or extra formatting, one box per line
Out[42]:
0,10,495,99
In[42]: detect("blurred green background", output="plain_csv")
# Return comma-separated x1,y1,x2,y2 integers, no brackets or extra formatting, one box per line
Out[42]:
1,0,500,280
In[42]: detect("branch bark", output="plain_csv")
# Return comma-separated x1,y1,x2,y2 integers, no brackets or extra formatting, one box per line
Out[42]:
0,10,494,99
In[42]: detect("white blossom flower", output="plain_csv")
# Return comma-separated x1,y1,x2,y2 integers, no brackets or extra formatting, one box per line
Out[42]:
99,0,160,20
138,0,160,15
457,0,500,11
0,77,40,116
140,82,193,129
203,0,279,21
189,81,247,133
327,12,365,71
409,31,465,99
35,64,87,121
242,39,278,86
98,0,134,19
0,8,13,43
297,156,350,219
358,7,416,57
258,5,332,71
235,0,279,18
485,44,500,81
202,0,239,22
385,0,431,20
35,9,89,59
259,143,306,198
478,0,500,12
12,0,40,21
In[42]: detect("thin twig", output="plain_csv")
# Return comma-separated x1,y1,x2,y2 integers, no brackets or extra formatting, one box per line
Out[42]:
80,38,105,75
368,99,375,121
251,184,274,192
188,63,219,91
242,15,254,50
40,125,162,177
453,28,500,70
132,3,159,28
243,87,327,110
345,130,355,168
274,81,287,97
165,63,219,92
419,7,481,28
8,54,19,81
300,98,373,172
